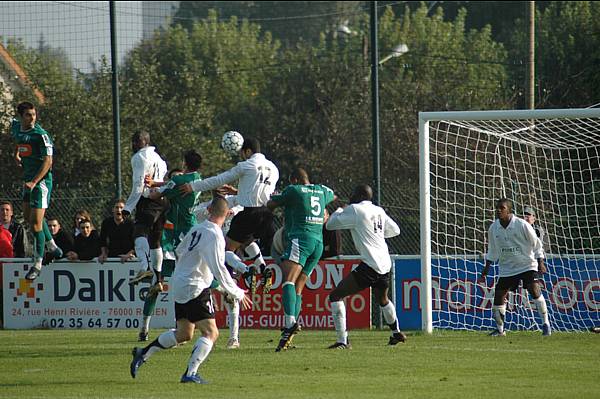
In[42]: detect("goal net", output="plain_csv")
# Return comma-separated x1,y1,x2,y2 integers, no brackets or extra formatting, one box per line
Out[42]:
419,108,600,332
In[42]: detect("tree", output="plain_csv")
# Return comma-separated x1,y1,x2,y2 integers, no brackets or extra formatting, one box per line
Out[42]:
507,1,600,108
174,1,363,47
120,11,282,180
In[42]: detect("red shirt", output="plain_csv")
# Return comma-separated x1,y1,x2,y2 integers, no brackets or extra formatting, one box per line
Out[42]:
0,225,13,258
0,225,13,287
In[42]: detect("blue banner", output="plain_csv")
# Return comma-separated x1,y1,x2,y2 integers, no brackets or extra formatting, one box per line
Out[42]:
394,256,600,331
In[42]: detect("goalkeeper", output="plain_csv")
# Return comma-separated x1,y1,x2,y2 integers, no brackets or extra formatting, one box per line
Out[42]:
479,198,551,337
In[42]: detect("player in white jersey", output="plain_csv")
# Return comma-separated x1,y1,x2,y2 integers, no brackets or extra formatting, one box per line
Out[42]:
130,197,252,384
479,198,551,336
194,195,264,349
180,137,279,295
123,131,169,288
325,184,406,348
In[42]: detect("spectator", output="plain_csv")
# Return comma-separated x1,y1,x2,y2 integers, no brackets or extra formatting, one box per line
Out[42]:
0,224,12,328
98,199,135,263
0,201,27,257
72,209,93,237
44,217,74,262
0,224,13,258
67,218,101,261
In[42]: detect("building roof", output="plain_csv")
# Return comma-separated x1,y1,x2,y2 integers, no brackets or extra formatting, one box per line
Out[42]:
0,42,45,104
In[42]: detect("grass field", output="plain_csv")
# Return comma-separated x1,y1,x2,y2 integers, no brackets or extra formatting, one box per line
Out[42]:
1,328,599,399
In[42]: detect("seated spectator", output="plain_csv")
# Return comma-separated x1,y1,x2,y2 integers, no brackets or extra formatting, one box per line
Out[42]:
98,199,135,263
1,201,26,257
44,217,74,263
72,209,93,237
67,218,101,261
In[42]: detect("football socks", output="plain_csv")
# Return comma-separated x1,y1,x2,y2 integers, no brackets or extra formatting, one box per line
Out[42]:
186,336,213,377
381,302,400,333
331,300,348,344
533,294,550,325
492,304,507,333
134,237,151,272
282,282,297,329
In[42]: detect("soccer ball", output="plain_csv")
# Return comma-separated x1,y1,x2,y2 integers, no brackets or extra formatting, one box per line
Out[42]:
221,131,244,157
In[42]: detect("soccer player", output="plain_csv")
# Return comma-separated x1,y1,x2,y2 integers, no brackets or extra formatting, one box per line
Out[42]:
10,102,62,280
479,198,551,336
194,194,249,349
266,167,335,351
179,137,279,294
123,131,168,287
271,208,342,264
325,184,406,349
129,197,252,384
137,151,202,341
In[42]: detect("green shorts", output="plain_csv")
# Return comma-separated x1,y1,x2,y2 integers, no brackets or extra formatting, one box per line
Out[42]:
162,258,175,277
161,223,190,254
282,235,323,276
22,176,52,209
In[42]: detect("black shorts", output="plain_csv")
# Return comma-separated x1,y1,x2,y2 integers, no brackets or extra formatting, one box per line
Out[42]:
135,198,168,246
174,288,215,323
352,262,390,290
227,206,275,252
496,270,537,292
135,197,169,228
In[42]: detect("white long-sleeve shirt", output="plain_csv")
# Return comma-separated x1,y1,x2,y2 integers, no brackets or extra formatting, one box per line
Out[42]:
190,153,279,207
485,215,544,277
326,200,400,274
124,146,167,213
171,220,245,304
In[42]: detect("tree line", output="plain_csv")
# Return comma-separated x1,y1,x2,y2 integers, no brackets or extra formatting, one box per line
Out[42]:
1,2,598,253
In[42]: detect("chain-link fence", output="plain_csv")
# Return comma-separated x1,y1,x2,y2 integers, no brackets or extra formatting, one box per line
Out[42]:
0,183,115,256
1,179,420,258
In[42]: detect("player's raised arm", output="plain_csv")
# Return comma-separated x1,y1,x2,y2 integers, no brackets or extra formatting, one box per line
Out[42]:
181,167,241,196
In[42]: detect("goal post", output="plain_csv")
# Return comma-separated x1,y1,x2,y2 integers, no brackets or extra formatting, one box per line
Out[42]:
419,108,600,333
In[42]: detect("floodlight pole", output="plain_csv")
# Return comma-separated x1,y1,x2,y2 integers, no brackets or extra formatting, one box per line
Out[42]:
370,1,381,205
109,1,122,200
528,1,535,110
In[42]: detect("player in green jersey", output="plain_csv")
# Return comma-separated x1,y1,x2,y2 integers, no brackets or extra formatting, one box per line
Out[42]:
138,150,202,341
10,102,62,280
267,167,335,351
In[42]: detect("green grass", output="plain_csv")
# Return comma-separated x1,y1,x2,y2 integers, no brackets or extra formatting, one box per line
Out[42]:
1,329,599,399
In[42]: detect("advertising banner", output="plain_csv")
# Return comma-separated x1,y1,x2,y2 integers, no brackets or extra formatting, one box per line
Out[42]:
214,259,371,330
2,260,173,329
393,256,600,331
2,258,371,330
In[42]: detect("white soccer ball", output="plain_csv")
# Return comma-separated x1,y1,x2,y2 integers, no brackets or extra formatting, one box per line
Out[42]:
221,131,244,157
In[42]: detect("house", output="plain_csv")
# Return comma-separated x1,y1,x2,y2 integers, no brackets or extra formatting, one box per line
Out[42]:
0,42,45,130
